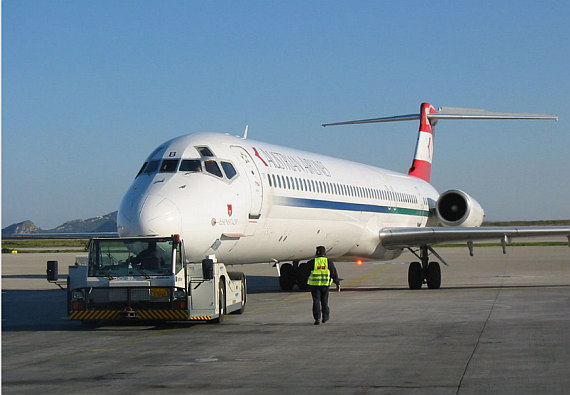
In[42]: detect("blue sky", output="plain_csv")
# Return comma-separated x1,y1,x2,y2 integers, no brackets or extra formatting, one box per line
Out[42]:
3,0,569,229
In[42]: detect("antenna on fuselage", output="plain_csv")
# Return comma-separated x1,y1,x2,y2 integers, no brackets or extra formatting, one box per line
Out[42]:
243,125,249,139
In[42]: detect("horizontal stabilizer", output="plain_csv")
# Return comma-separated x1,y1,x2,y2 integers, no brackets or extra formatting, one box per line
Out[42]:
431,107,558,121
322,106,557,127
322,113,419,127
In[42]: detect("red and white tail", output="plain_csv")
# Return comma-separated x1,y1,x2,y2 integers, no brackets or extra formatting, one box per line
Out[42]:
322,102,557,183
408,103,436,182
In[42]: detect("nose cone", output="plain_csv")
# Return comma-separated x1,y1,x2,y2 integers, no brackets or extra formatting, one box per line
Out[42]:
118,191,182,237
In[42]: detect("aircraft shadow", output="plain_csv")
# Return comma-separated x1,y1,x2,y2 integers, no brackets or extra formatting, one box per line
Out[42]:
2,274,47,279
342,284,570,292
1,275,283,332
245,275,281,294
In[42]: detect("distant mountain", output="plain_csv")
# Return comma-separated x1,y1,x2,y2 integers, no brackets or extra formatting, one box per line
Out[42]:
2,212,118,237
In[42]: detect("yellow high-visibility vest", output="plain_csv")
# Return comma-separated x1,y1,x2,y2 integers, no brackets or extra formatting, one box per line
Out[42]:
307,257,332,286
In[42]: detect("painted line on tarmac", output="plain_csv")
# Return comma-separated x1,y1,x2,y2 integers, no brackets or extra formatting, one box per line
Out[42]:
248,265,393,313
344,264,392,287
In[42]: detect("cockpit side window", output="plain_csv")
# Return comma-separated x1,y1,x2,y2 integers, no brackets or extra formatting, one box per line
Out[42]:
179,159,202,172
135,162,148,178
204,160,223,178
159,159,180,173
144,160,160,174
221,161,237,180
196,146,214,157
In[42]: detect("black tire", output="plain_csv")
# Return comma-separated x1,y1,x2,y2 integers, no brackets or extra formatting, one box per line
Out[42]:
408,262,423,290
279,263,295,291
426,261,441,289
296,262,311,291
213,280,226,323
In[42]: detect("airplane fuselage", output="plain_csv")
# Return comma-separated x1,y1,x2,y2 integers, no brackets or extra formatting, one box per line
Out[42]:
118,133,439,264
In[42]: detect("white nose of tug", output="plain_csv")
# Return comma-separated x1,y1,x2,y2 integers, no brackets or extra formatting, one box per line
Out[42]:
118,191,182,237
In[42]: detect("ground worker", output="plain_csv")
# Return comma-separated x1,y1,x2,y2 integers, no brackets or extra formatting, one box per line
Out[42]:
307,246,341,325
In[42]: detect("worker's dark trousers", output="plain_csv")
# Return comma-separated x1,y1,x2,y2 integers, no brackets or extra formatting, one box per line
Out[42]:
310,286,330,321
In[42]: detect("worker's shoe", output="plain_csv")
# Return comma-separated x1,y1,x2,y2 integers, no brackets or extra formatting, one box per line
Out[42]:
314,320,320,325
322,319,328,323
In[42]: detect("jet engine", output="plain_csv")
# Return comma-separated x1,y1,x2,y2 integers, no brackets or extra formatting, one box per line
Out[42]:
435,189,485,227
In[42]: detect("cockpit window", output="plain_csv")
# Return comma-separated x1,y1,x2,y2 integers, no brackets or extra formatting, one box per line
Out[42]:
135,162,148,178
221,161,237,179
204,160,223,178
197,146,214,157
179,159,202,172
144,160,160,174
159,159,179,173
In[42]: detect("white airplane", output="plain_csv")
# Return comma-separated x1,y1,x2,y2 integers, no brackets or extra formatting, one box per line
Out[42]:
117,102,569,290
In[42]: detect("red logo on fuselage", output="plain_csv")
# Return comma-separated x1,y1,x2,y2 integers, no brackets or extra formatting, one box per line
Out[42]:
252,147,269,166
227,204,233,217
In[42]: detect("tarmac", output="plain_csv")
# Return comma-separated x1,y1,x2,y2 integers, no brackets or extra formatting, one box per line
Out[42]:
2,245,569,394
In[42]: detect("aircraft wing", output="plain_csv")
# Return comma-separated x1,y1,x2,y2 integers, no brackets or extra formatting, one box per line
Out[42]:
380,226,570,250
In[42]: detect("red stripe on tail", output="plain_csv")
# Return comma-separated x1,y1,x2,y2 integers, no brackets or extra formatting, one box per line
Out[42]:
408,103,436,182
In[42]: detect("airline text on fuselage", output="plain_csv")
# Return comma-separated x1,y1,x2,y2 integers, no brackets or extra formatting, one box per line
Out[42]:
254,147,332,177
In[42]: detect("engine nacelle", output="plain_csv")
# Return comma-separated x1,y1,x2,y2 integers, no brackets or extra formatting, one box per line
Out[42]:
435,190,485,227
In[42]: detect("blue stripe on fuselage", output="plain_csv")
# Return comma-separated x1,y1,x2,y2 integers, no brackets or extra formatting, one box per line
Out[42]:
281,197,389,213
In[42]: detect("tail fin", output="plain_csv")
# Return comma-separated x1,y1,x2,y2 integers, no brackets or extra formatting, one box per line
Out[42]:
322,102,557,183
408,103,436,182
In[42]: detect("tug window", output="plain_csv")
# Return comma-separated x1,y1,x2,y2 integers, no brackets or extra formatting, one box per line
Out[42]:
204,160,223,178
180,159,202,172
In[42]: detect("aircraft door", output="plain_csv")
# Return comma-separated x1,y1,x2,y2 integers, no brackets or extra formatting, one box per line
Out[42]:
231,146,264,219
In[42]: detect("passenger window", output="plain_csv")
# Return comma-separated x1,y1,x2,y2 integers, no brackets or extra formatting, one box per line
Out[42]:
221,162,237,179
144,160,160,174
197,146,214,157
180,159,202,172
160,159,180,172
204,160,223,177
268,174,273,187
135,162,148,178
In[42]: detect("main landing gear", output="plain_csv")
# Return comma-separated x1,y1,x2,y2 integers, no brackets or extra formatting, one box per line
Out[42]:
278,261,311,291
408,246,442,290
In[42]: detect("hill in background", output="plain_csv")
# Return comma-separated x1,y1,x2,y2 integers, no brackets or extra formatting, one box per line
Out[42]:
2,212,118,237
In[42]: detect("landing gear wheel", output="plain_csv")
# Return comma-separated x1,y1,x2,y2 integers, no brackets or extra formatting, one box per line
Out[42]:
279,263,295,291
296,262,311,291
408,262,423,290
426,261,441,289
